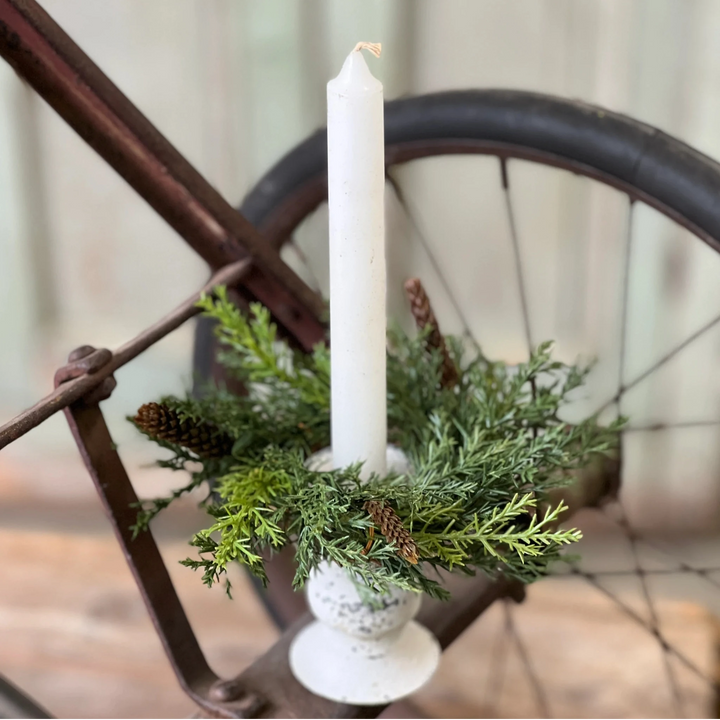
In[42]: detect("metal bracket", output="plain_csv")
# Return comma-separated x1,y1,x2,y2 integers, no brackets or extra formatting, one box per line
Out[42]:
59,362,266,718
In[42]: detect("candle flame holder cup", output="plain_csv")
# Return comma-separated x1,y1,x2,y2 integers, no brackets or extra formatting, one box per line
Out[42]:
289,447,441,705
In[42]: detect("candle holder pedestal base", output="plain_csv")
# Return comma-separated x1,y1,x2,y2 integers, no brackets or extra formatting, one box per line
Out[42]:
290,446,440,704
289,562,440,705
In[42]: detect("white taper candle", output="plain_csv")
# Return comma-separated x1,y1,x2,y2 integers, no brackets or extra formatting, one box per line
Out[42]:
327,43,386,478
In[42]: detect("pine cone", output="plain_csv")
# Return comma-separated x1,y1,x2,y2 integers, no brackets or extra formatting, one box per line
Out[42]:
134,402,233,459
364,499,419,564
404,277,459,389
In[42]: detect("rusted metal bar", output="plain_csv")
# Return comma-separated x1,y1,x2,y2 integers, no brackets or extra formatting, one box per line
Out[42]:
59,342,270,717
0,0,325,350
63,401,229,717
0,258,251,450
0,673,51,719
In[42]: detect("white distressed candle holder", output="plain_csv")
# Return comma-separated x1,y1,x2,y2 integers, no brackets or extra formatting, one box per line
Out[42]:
289,447,441,705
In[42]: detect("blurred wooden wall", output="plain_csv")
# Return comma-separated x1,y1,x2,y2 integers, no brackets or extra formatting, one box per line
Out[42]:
1,0,720,528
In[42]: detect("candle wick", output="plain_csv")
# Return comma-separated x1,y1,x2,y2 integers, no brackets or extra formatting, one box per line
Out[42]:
353,41,382,58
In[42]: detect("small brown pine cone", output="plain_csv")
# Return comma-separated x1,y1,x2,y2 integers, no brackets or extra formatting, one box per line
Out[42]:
364,499,419,564
134,402,233,459
404,277,459,389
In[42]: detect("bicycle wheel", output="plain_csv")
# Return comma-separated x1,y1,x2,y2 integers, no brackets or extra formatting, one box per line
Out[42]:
194,89,720,716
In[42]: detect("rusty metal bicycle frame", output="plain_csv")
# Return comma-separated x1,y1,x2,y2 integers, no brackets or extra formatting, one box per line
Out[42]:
0,2,620,717
0,0,333,716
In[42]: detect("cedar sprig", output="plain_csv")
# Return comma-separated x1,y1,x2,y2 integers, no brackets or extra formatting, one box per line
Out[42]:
130,286,623,600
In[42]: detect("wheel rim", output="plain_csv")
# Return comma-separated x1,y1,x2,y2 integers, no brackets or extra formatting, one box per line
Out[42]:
256,139,720,255
215,92,720,717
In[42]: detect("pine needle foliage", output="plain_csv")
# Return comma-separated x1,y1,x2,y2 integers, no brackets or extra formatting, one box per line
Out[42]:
131,286,622,600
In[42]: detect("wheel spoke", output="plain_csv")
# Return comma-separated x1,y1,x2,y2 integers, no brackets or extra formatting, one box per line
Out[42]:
627,533,720,592
558,566,720,578
616,199,635,416
614,504,685,716
624,419,720,433
483,604,511,713
386,170,477,345
500,159,539,425
592,194,720,417
504,601,552,719
600,505,720,591
285,239,321,292
571,567,714,687
595,309,720,416
500,158,533,355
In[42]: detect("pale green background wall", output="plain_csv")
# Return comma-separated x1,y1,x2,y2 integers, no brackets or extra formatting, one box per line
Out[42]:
1,0,719,527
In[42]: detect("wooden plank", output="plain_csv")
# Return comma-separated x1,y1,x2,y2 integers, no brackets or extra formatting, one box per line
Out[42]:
0,529,278,719
0,526,716,718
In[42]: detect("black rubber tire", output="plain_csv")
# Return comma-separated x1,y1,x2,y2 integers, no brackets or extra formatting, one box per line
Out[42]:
193,89,720,629
241,89,720,250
